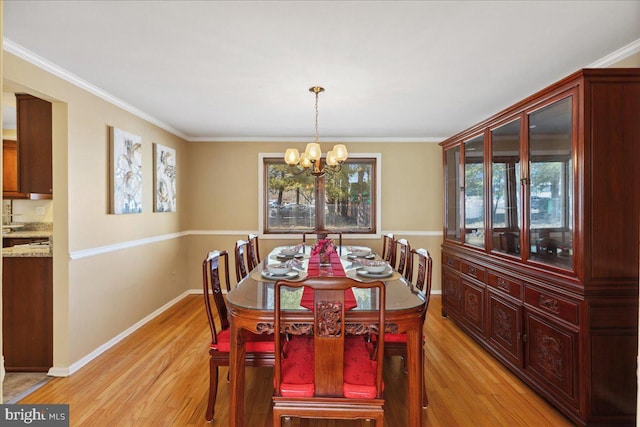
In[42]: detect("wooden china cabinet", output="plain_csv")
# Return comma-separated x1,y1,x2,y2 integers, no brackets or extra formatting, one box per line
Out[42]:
440,68,639,426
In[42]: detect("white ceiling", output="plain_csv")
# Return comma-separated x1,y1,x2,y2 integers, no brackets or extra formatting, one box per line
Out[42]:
3,1,640,142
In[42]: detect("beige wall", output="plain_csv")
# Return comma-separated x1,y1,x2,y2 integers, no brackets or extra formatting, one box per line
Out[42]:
3,52,190,369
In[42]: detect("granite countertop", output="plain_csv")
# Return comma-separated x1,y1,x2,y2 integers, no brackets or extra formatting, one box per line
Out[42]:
2,222,53,257
2,243,52,257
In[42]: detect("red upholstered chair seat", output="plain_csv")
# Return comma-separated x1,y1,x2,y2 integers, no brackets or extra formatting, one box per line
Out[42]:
278,335,380,399
343,337,379,399
210,328,274,353
279,336,315,397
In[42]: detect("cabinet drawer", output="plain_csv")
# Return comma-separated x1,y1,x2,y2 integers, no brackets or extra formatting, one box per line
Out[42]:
443,253,460,271
487,271,522,300
524,287,579,325
461,261,485,282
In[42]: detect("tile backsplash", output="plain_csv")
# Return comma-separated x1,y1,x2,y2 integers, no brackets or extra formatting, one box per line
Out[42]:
2,199,53,224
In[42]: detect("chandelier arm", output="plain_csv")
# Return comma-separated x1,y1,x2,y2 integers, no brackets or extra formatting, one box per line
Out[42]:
287,165,310,176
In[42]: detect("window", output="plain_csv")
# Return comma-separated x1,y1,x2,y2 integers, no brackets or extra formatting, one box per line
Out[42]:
262,156,378,235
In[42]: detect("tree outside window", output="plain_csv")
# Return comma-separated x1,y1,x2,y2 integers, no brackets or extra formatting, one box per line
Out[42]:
264,157,376,234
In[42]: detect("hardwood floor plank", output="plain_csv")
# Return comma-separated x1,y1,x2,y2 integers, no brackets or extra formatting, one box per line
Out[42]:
16,295,573,426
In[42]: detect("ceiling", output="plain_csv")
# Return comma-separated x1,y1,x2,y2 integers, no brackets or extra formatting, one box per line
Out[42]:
3,1,640,142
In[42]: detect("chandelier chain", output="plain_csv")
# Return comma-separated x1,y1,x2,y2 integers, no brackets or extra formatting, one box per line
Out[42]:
312,87,324,143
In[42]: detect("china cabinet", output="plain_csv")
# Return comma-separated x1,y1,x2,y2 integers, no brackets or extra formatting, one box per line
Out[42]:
441,68,639,426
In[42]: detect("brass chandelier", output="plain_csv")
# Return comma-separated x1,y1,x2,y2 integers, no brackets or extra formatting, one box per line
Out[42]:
284,86,348,177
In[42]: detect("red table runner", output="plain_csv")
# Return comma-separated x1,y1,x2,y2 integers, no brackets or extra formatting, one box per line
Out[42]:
300,252,357,310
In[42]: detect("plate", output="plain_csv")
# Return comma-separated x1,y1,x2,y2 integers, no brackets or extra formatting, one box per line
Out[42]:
277,253,305,259
261,270,300,280
356,268,393,278
347,253,376,260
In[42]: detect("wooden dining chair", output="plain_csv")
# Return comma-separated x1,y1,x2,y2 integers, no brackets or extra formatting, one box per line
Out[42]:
384,247,432,408
247,233,261,269
202,249,275,421
302,230,343,255
272,276,386,426
381,233,395,267
395,238,411,277
234,239,251,283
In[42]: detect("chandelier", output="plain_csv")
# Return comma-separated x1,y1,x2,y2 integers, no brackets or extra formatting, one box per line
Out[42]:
284,86,348,177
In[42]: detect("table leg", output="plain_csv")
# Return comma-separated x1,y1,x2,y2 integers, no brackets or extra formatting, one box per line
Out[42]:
229,320,246,427
406,326,423,427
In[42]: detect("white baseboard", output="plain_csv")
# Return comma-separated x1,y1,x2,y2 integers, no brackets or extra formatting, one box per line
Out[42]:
53,289,199,377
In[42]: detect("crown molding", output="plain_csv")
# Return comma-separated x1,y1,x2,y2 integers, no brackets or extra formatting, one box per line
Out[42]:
190,136,443,143
3,38,189,140
588,37,640,67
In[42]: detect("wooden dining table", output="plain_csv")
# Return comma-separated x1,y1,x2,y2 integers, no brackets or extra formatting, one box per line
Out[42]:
225,246,427,426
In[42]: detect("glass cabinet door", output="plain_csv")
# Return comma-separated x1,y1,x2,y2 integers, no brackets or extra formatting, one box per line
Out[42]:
491,119,521,255
464,135,485,248
444,146,461,242
527,96,574,269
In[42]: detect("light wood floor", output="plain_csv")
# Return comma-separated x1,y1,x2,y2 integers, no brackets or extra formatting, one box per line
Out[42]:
16,295,574,426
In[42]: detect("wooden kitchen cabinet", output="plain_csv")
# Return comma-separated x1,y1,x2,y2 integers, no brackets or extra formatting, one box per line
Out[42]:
441,68,640,426
2,256,53,371
2,140,28,198
15,93,53,197
2,140,19,192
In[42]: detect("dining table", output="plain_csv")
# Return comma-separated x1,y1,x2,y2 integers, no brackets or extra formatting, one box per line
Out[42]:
225,245,427,427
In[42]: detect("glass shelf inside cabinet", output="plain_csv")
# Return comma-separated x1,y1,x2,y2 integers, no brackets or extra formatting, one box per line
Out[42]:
491,119,521,256
464,134,485,248
527,96,574,269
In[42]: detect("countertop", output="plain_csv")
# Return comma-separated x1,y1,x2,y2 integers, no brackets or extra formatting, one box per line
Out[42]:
3,243,52,257
2,223,53,257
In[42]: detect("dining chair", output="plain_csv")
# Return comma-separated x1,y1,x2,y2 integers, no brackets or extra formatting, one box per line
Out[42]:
247,233,261,269
302,230,343,255
395,238,411,277
272,276,386,426
384,247,432,408
202,249,275,421
381,233,395,267
234,239,251,283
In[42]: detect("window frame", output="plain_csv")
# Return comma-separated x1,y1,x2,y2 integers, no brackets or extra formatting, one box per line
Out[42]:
258,152,382,239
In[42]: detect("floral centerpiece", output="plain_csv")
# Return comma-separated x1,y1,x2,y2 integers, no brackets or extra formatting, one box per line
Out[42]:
310,238,336,264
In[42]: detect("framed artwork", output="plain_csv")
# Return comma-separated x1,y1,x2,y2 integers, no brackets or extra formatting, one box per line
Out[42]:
153,143,176,212
109,126,143,214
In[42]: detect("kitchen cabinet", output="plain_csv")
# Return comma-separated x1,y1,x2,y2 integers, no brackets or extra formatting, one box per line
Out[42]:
2,140,28,198
14,93,53,197
2,256,53,371
2,140,19,192
440,68,640,426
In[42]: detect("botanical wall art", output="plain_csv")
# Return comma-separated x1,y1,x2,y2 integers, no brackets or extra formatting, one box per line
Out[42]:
109,126,143,214
153,143,177,212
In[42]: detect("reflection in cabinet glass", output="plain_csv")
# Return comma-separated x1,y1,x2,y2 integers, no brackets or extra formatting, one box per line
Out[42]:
527,97,573,269
491,119,521,255
445,146,461,242
464,135,484,247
